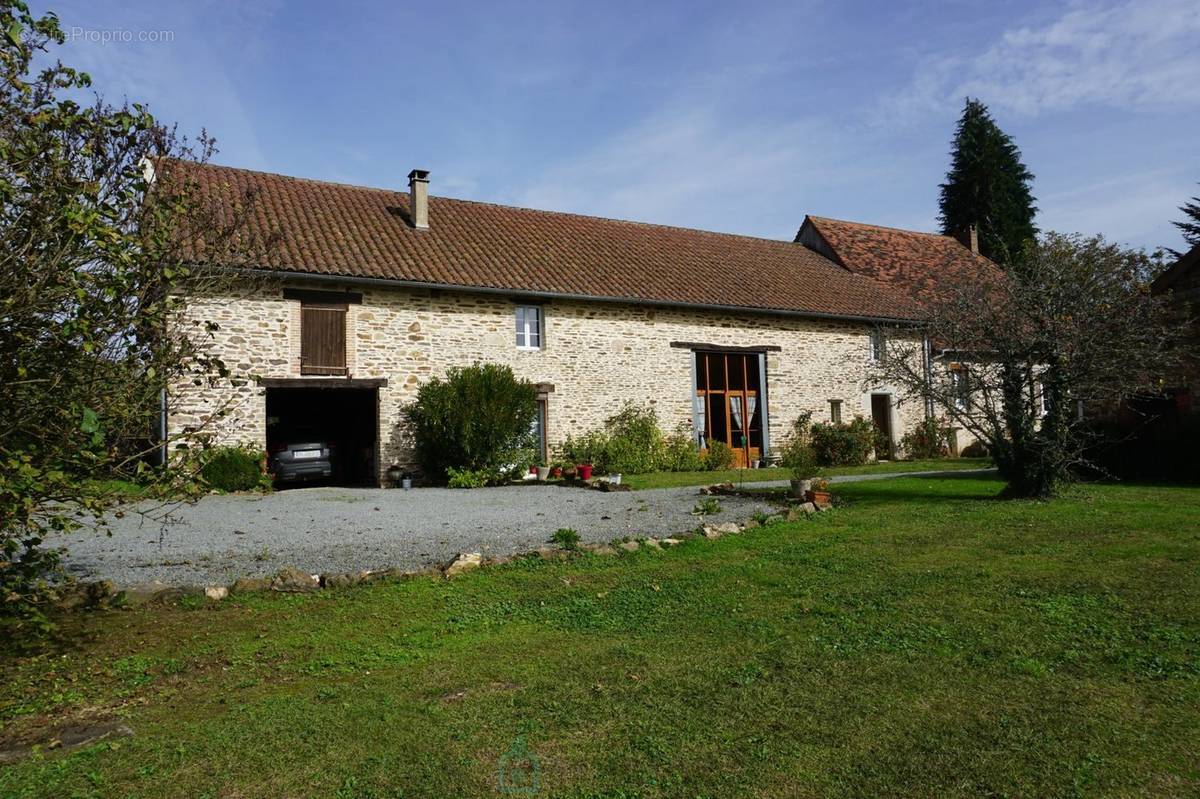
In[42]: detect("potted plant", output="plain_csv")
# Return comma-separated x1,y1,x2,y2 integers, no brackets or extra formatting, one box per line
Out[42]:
386,464,403,487
806,477,831,506
577,463,594,481
549,464,563,479
780,418,821,499
536,464,551,481
562,464,578,480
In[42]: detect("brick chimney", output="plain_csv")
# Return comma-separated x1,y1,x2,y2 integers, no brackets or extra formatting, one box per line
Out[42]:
955,224,979,254
408,169,430,229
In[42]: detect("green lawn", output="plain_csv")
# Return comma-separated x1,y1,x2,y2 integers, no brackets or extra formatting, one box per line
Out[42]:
623,456,990,490
2,476,1198,798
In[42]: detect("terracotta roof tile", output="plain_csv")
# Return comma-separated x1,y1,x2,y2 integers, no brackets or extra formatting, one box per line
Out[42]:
801,215,1004,308
161,159,924,322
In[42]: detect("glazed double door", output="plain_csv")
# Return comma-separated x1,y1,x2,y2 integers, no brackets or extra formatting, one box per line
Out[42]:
694,351,764,469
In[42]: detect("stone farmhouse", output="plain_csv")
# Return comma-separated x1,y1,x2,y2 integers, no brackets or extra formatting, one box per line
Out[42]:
163,160,1001,485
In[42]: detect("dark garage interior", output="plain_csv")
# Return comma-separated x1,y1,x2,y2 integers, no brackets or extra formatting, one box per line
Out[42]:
265,385,378,487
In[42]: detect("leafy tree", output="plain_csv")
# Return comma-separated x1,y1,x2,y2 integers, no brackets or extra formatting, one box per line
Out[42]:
1170,183,1200,254
405,363,538,484
1,0,266,635
938,98,1038,265
870,234,1186,498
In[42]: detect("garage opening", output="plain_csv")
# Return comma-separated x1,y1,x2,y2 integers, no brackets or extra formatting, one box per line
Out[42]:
265,385,378,487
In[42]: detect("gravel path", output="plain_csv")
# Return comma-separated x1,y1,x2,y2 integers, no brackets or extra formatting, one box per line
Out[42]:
55,469,995,587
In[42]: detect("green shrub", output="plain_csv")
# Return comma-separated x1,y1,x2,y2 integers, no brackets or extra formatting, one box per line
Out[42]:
702,438,735,470
662,424,705,471
900,418,954,459
602,403,666,474
560,429,610,468
550,528,580,549
779,412,821,480
811,417,876,466
201,446,265,492
693,497,722,515
406,363,538,484
962,440,991,458
446,467,493,489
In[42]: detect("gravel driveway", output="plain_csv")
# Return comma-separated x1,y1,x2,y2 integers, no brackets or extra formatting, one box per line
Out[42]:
57,469,994,587
57,483,778,587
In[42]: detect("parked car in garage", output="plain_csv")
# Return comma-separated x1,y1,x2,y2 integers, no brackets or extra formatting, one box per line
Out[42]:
269,430,335,483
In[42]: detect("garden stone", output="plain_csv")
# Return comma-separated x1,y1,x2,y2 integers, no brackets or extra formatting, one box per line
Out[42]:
118,581,170,605
660,538,683,547
204,585,228,601
322,570,370,589
270,567,320,592
715,522,741,535
618,540,640,552
444,552,483,578
642,538,662,549
743,519,760,530
702,525,723,539
787,502,817,520
231,576,272,594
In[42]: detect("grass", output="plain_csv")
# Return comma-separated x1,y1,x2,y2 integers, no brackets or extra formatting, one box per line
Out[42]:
622,456,990,490
2,475,1198,797
81,478,149,501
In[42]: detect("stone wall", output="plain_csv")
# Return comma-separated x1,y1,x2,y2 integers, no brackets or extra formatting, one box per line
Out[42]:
169,279,927,479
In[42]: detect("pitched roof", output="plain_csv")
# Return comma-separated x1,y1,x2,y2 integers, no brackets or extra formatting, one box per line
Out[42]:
1151,243,1200,296
159,159,923,322
798,215,1005,307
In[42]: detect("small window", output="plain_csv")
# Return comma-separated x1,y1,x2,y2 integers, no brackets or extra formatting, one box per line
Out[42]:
516,305,542,350
869,329,886,363
950,366,971,410
829,399,843,424
532,399,548,462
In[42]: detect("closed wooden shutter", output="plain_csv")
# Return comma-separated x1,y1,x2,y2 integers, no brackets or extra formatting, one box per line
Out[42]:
301,302,347,375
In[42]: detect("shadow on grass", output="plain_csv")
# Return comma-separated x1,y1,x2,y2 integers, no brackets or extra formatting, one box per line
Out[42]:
835,473,1007,505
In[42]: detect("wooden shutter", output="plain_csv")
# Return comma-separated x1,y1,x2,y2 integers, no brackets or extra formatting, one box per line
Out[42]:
301,302,347,375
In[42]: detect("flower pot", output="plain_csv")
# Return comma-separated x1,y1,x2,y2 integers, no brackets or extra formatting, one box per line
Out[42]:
790,478,812,499
536,466,551,481
608,473,621,485
386,465,403,486
550,466,562,479
401,477,413,490
563,465,577,480
806,489,832,506
577,464,594,481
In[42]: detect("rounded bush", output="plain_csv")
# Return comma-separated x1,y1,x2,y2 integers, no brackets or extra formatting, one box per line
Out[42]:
201,446,264,491
406,363,538,484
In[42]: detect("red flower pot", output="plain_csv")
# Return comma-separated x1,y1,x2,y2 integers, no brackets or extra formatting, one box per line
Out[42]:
550,467,562,479
577,464,594,481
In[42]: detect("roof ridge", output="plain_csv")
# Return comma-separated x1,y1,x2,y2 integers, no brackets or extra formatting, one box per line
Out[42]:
171,157,819,251
810,214,958,242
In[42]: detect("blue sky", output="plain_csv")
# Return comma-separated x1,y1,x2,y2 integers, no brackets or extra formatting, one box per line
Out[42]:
39,0,1200,252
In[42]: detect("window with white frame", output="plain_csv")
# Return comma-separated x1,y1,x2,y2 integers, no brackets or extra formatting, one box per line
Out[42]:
869,329,886,363
950,366,971,410
515,305,542,350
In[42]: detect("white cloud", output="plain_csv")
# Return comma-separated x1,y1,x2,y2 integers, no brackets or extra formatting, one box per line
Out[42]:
891,0,1200,117
506,105,891,238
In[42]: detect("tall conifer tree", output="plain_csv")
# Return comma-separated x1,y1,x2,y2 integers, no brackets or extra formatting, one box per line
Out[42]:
938,98,1037,265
